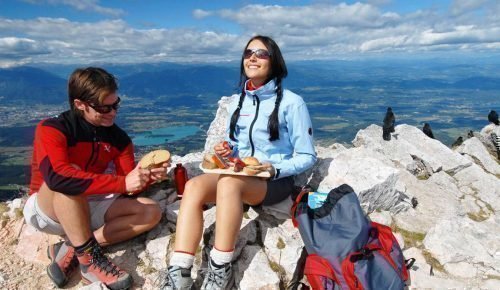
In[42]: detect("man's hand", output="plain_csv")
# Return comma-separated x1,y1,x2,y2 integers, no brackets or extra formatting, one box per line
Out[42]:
214,141,232,157
125,163,150,194
150,161,170,182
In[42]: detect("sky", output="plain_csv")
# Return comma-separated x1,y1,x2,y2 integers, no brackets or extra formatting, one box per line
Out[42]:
0,0,499,67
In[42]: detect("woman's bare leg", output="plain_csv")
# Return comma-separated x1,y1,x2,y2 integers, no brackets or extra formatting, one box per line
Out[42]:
173,174,219,253
213,176,267,251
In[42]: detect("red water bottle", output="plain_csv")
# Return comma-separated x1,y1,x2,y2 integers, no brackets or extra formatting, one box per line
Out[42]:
174,163,188,197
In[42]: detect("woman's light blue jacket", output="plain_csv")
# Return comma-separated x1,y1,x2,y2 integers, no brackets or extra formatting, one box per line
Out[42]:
226,79,317,179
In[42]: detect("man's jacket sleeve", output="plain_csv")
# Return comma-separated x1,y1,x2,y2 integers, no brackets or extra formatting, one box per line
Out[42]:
37,125,128,195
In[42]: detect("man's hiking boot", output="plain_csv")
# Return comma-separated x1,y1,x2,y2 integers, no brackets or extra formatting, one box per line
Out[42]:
201,259,233,290
47,241,79,288
77,243,133,290
158,265,193,290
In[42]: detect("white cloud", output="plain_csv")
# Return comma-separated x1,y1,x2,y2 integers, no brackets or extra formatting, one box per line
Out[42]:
193,9,213,19
0,37,49,66
0,17,241,66
1,2,500,66
21,0,124,17
213,2,500,59
450,0,488,16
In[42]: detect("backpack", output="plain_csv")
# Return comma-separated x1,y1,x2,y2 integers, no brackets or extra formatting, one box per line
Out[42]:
290,184,414,290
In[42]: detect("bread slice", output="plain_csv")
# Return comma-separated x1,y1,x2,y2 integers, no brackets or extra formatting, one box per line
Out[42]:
138,150,171,169
202,154,218,169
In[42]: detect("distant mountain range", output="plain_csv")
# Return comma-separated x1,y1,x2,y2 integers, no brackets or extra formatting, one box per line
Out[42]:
1,60,500,105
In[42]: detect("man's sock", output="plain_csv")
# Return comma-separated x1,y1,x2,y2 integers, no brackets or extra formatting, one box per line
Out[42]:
169,251,195,269
209,247,234,268
73,237,97,255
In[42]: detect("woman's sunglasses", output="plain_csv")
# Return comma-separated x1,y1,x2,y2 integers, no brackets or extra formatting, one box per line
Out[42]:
243,49,271,60
88,97,121,114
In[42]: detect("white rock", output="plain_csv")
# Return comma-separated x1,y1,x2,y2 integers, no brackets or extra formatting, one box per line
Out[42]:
454,163,500,214
78,281,108,290
6,198,24,219
403,247,467,288
318,147,411,213
423,217,500,276
394,232,405,249
392,170,462,233
204,95,234,153
259,218,304,281
457,137,500,175
444,261,477,278
352,124,472,173
235,245,281,290
369,211,393,226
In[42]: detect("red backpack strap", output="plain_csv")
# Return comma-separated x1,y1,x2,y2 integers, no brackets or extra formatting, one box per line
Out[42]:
304,254,338,288
291,186,311,227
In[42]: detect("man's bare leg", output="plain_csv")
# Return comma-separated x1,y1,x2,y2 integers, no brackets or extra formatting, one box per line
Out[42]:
37,183,92,245
95,196,161,246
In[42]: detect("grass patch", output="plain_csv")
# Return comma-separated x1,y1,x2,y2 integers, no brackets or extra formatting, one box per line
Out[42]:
0,202,8,216
276,237,286,250
391,224,426,249
269,260,287,279
137,259,158,275
422,250,446,274
484,201,495,214
14,208,23,219
143,265,157,275
416,175,430,180
486,274,500,280
466,211,489,222
0,185,22,190
444,170,455,177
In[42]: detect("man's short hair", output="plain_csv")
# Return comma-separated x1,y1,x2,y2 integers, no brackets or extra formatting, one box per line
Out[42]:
68,67,118,116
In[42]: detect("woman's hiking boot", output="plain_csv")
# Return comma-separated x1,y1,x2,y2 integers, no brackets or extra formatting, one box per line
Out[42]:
76,242,133,290
46,241,79,287
201,259,233,290
158,265,193,290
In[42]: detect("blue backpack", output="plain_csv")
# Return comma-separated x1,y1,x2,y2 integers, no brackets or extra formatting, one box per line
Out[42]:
290,184,413,290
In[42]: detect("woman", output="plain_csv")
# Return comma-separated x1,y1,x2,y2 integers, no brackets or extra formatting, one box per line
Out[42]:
160,35,317,290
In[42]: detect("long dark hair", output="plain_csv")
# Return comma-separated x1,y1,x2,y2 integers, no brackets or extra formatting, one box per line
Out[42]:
229,35,288,141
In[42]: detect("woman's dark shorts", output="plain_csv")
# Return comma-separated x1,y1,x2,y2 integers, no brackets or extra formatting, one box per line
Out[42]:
262,176,295,206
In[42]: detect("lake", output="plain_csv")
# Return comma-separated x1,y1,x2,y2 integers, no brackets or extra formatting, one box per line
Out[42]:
131,125,201,146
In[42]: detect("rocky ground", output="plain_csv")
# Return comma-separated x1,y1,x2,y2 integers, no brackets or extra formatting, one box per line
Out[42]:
0,96,499,289
0,218,58,289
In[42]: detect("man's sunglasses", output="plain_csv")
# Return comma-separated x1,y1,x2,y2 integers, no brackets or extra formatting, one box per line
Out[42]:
243,49,271,60
88,97,121,114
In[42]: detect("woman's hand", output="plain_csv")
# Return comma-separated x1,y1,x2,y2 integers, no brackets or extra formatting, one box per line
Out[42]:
261,162,275,178
214,141,232,157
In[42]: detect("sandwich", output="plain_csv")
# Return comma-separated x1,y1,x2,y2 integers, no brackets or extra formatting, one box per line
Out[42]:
138,149,171,169
202,153,218,169
241,156,267,176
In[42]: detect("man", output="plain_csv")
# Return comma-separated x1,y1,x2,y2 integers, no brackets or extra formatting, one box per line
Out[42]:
23,67,166,289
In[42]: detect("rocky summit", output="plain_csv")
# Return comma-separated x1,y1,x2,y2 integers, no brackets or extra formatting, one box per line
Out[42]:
2,95,499,289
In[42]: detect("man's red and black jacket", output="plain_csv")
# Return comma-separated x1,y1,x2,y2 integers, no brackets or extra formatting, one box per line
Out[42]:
29,110,135,196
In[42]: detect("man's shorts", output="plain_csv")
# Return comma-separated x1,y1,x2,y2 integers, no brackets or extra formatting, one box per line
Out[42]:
23,193,120,236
